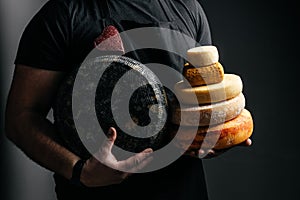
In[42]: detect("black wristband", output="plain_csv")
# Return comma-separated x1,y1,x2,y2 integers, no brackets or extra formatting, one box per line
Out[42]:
70,159,86,187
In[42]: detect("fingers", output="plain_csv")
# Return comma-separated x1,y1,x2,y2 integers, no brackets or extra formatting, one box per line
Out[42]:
96,127,153,173
198,138,252,159
117,148,153,172
183,149,216,159
198,148,229,159
184,138,253,160
131,148,154,172
243,138,252,146
198,149,214,159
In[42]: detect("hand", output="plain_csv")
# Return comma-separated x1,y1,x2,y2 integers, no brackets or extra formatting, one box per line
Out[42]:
80,127,153,187
186,138,252,159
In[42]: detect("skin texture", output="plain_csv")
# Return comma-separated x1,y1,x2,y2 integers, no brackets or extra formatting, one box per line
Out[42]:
4,64,153,187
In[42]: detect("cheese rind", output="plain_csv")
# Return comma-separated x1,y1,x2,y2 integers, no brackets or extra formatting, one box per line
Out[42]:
174,74,243,105
187,46,219,67
183,62,224,86
169,109,254,150
170,93,245,126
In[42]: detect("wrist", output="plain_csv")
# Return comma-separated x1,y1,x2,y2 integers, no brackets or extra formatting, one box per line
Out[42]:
79,159,93,187
70,159,86,187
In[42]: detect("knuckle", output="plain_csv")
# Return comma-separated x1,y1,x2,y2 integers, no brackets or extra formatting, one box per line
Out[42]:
133,157,141,166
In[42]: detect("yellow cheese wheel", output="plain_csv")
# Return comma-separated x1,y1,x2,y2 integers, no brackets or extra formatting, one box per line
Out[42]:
182,62,224,86
169,109,254,151
174,74,243,105
170,93,245,127
187,45,219,67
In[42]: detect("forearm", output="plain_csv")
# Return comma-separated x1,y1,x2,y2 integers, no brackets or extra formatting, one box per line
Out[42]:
5,110,80,180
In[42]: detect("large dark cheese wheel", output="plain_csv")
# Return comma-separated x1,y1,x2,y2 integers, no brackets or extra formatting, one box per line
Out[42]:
53,55,169,159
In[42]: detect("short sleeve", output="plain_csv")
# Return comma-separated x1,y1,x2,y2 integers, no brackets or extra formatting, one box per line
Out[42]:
14,0,72,71
195,1,212,45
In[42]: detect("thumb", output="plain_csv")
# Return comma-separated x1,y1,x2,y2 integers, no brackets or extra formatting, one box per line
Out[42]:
107,127,117,142
101,127,117,154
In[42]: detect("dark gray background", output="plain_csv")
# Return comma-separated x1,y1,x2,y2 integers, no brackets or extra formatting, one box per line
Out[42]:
201,1,299,199
1,0,299,199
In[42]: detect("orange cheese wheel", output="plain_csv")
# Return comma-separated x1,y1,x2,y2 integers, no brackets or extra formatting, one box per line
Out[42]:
169,109,254,151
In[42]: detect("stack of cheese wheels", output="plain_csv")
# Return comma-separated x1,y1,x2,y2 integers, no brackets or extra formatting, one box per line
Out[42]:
170,45,253,151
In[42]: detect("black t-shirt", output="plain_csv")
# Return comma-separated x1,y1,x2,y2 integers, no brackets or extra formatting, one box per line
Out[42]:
15,0,211,71
15,0,211,199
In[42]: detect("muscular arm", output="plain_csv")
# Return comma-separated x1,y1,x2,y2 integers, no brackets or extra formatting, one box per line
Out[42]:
4,64,153,186
4,64,79,180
